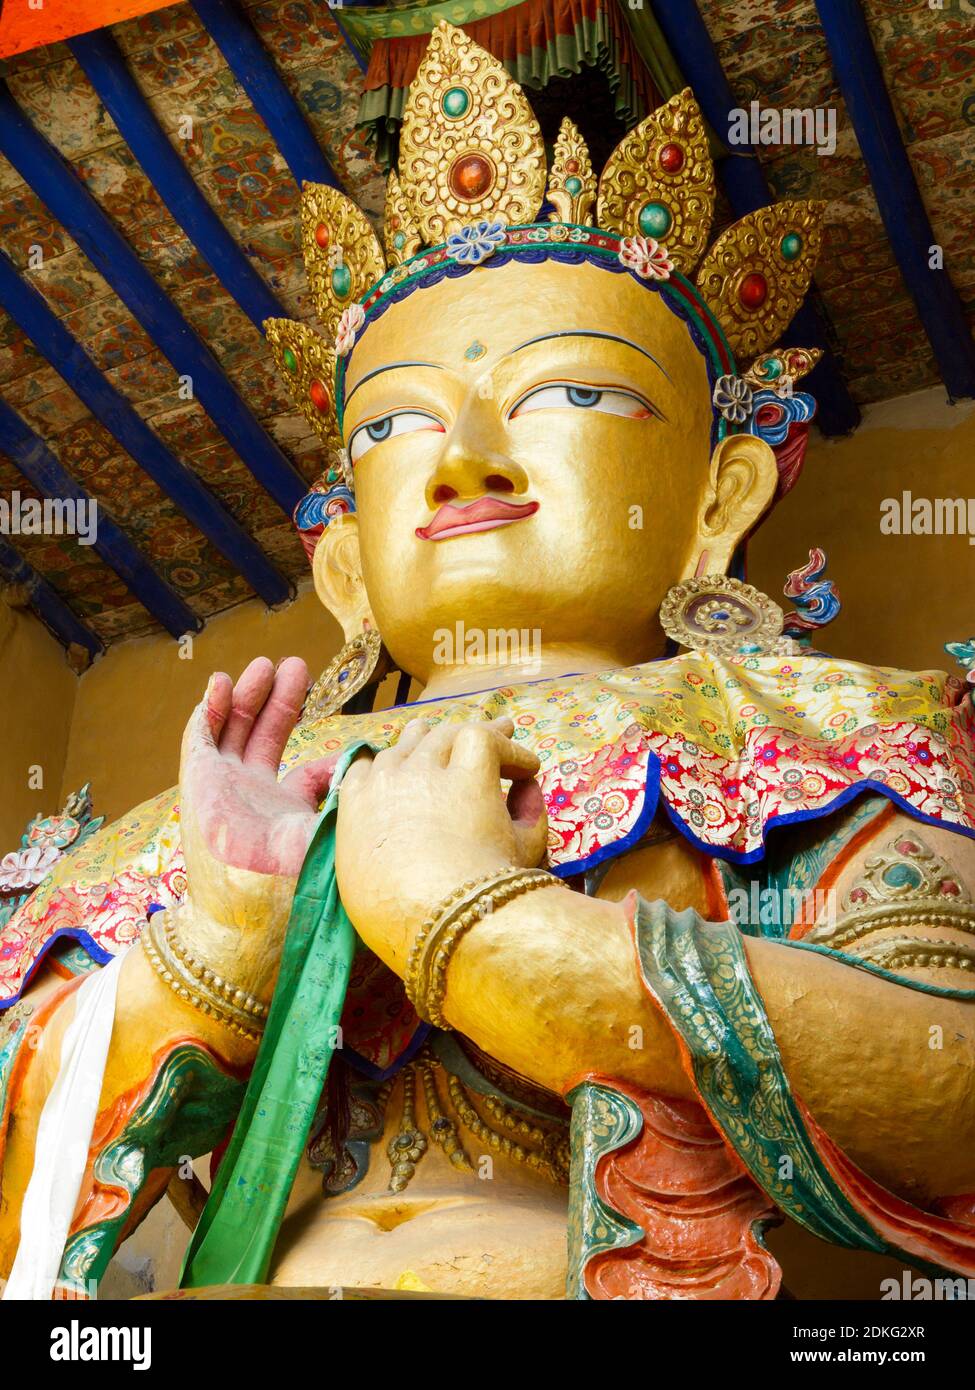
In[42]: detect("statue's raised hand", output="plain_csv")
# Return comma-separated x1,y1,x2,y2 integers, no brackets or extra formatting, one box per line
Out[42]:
177,656,336,996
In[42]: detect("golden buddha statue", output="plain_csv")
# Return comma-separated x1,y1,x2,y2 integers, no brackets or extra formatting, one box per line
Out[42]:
3,22,975,1302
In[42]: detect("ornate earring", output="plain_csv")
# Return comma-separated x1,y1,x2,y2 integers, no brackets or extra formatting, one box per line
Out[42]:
659,574,800,659
304,629,387,719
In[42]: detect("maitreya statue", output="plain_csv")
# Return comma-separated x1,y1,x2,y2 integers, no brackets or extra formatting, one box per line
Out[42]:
3,23,975,1302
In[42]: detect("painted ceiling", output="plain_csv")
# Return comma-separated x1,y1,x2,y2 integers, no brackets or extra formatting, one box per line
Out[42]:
699,0,975,406
0,0,971,652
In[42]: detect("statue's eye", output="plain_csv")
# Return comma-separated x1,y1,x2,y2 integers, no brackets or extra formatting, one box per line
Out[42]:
509,383,653,420
348,410,445,463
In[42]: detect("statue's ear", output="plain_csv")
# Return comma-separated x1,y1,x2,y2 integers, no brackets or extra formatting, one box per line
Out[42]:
683,432,778,577
311,515,377,643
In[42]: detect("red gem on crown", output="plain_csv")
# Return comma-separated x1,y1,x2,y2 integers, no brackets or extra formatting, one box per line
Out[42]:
659,142,685,173
738,272,769,310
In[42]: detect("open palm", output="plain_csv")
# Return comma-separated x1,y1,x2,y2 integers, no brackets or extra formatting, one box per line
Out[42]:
178,656,337,931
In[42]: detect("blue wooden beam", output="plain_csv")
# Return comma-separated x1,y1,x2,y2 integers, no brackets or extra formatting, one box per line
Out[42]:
648,0,861,437
69,28,289,336
815,0,975,400
192,0,341,188
0,252,292,609
0,81,307,517
0,400,201,639
0,536,103,660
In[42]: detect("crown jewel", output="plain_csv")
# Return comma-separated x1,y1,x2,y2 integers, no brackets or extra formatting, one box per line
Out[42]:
266,21,825,474
397,21,547,244
597,87,714,274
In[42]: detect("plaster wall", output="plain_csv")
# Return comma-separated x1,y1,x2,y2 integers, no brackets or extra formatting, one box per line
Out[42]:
0,602,76,848
750,386,975,673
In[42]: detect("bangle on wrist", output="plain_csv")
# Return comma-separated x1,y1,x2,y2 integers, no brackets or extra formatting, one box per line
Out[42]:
142,908,269,1042
405,867,563,1027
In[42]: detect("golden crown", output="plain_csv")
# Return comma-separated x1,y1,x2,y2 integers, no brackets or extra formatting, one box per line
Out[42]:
266,20,824,467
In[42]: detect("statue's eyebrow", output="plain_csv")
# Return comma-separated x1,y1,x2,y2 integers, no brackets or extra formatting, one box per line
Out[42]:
345,361,444,407
504,331,670,380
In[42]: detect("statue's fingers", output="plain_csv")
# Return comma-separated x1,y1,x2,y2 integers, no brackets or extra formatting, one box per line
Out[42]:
281,754,339,809
219,657,276,759
242,656,309,770
507,779,549,867
449,723,540,781
202,672,233,745
408,721,459,768
336,748,375,795
406,715,515,770
180,672,231,778
376,717,430,765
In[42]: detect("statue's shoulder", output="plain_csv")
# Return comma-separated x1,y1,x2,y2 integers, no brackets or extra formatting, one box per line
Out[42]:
0,785,183,1010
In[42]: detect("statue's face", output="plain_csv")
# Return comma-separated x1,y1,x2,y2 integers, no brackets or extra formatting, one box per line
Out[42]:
342,258,716,681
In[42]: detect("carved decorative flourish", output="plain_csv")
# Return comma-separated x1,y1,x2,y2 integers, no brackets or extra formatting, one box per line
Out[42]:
397,21,546,245
304,630,385,719
782,547,841,635
58,1042,246,1296
597,89,714,275
264,317,342,450
812,832,975,948
546,117,596,226
659,574,800,659
382,172,423,268
852,934,975,974
569,1079,781,1301
565,1079,646,1299
300,183,385,343
743,345,822,393
696,200,826,357
0,785,104,931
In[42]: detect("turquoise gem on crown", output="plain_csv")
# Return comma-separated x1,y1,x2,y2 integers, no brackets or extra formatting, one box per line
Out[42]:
441,86,471,119
638,202,673,238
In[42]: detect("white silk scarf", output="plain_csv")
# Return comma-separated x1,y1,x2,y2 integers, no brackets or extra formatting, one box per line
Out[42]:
3,949,127,1300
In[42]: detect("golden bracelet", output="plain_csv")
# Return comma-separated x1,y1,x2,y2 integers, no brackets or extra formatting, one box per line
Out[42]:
142,909,269,1042
405,867,562,1027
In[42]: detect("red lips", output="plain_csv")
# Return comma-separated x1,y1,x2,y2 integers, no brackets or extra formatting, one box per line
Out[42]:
416,496,539,541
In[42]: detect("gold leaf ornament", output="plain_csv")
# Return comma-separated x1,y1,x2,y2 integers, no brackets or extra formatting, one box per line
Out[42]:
695,200,826,358
546,118,596,225
597,89,715,275
743,346,823,390
397,21,546,244
300,184,385,342
265,317,341,448
384,172,423,266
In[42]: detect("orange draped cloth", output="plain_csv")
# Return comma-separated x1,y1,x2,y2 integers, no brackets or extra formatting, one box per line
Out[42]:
0,0,171,60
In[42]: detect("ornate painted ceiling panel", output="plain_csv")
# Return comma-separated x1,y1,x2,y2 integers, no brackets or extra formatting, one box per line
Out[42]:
0,0,383,647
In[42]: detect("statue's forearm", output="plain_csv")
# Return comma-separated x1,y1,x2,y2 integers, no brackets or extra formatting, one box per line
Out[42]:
436,885,975,1201
435,885,696,1100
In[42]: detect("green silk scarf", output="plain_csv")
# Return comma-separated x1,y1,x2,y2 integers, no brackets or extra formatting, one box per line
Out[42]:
179,741,371,1288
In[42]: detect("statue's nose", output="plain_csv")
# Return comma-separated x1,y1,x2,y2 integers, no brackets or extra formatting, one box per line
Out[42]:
424,404,529,507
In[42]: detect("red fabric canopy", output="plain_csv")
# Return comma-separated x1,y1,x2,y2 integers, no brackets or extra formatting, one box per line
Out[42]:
363,0,656,112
